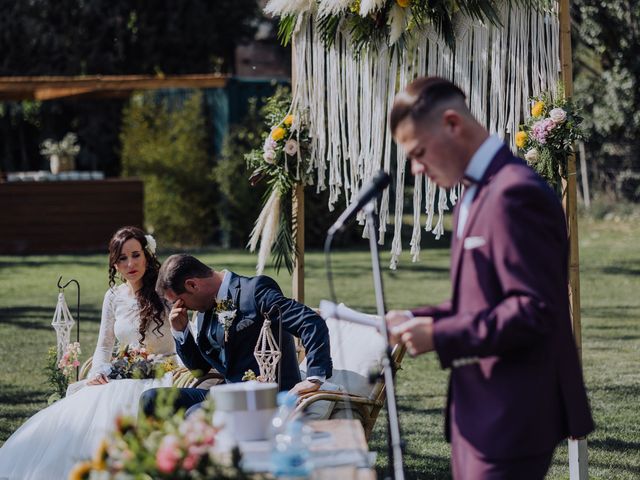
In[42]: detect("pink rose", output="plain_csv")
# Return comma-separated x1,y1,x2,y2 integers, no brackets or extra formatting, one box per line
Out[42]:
531,118,556,144
73,360,80,367
156,435,181,473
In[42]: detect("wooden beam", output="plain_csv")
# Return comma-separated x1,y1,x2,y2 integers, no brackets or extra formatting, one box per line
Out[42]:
559,0,582,358
0,74,229,101
292,183,305,303
291,38,305,304
559,1,589,478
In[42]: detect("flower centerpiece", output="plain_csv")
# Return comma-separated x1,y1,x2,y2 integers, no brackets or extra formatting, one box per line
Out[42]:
69,401,258,480
39,132,81,174
245,87,312,274
516,88,583,191
108,344,177,380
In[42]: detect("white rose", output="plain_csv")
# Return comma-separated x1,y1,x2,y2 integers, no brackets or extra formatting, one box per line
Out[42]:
524,148,539,163
145,234,157,254
284,139,298,156
263,150,276,164
549,108,567,124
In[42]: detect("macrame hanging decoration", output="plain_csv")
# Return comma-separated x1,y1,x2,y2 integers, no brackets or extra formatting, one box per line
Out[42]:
254,317,282,384
52,291,75,361
268,1,560,269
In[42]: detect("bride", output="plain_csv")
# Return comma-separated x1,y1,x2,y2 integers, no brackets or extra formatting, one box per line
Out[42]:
0,226,177,480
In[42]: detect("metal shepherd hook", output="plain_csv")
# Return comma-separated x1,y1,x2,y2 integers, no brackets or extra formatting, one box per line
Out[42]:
57,276,81,380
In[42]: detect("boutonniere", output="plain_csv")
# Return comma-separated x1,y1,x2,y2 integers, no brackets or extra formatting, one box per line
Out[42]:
214,298,237,342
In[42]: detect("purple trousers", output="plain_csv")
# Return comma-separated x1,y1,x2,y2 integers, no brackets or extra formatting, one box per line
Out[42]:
451,415,554,480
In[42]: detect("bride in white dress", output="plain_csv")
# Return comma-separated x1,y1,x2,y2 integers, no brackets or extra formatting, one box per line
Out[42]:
0,226,177,480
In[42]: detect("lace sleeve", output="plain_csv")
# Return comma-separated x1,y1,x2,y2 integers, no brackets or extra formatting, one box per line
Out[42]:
88,289,117,378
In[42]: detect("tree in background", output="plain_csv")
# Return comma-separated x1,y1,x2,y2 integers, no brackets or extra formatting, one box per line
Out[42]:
0,0,260,174
573,0,640,199
121,91,214,246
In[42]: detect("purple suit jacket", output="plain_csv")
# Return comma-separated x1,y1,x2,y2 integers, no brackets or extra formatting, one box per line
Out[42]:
412,146,594,459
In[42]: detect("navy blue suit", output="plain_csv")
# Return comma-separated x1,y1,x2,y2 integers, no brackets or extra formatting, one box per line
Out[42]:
141,273,332,416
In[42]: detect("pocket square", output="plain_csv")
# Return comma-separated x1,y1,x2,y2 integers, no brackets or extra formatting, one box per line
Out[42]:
463,236,486,250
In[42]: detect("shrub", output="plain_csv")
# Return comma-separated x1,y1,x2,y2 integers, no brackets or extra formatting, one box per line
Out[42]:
120,90,215,246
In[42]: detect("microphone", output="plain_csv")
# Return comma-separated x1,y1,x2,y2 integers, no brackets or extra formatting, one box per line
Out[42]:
328,170,391,235
319,300,383,331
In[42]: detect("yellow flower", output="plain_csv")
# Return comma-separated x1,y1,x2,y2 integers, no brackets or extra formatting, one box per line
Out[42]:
92,439,109,471
515,131,527,149
271,127,286,141
349,0,361,13
68,461,93,480
396,0,411,7
283,114,294,126
531,101,545,117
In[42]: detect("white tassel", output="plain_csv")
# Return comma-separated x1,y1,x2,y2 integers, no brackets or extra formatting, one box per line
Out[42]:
359,0,385,16
388,5,409,46
317,0,352,17
264,0,315,16
256,191,282,275
410,173,423,262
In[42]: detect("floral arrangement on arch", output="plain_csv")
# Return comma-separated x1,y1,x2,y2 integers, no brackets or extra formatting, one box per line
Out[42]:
108,344,178,380
245,87,312,275
266,0,519,49
516,88,583,190
69,402,257,480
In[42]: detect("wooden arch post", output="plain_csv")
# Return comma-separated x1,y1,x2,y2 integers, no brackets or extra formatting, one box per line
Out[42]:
560,1,588,478
291,39,305,305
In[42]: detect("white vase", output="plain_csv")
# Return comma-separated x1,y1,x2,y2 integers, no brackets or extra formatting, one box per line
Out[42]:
49,154,61,175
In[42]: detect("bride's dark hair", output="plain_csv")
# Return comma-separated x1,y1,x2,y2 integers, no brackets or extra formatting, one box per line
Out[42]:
108,226,164,345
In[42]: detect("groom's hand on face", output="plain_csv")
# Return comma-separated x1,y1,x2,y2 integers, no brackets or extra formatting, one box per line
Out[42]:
169,298,189,332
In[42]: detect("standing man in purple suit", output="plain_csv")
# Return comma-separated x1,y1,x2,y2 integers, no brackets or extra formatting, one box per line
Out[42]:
386,77,594,479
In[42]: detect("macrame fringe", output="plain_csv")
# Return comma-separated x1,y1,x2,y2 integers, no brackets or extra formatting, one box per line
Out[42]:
288,4,559,268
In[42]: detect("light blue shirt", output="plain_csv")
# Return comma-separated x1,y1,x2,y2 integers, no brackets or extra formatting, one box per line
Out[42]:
456,135,504,239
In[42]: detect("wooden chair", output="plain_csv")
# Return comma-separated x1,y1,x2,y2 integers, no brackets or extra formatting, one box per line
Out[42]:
296,316,406,439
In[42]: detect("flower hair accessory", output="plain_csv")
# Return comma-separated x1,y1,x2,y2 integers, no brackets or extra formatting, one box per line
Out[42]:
145,234,157,255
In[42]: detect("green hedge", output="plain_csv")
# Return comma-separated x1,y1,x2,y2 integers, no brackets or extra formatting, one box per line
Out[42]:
120,91,215,246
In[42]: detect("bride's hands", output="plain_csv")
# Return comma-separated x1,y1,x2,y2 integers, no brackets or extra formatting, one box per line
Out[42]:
87,374,109,386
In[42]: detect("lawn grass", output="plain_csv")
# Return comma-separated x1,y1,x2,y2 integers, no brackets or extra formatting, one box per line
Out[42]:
1,217,639,479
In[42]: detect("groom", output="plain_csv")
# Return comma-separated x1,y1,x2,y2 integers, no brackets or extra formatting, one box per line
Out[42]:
141,254,332,416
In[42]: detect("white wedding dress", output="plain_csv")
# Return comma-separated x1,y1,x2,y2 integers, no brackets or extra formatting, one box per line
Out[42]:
0,284,177,480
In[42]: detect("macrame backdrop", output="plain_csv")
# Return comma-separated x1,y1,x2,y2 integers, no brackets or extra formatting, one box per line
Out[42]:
280,2,559,268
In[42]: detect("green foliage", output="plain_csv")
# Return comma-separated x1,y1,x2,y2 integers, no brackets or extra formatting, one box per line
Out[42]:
120,91,215,246
44,346,68,404
573,0,640,193
213,98,266,247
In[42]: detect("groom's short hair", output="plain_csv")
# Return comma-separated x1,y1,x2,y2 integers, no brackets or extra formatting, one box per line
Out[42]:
156,254,213,296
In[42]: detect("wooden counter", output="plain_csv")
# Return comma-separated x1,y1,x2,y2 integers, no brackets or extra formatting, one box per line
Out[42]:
0,179,143,254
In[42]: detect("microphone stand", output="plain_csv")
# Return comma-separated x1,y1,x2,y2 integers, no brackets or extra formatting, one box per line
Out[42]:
363,201,405,480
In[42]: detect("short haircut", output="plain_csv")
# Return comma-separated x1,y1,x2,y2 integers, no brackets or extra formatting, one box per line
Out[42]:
156,254,213,296
389,76,467,134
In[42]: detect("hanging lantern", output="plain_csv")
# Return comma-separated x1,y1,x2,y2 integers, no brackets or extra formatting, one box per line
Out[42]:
51,291,75,361
254,318,281,384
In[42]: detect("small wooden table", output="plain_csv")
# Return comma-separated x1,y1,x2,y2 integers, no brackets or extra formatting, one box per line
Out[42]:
308,419,376,480
238,419,376,480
